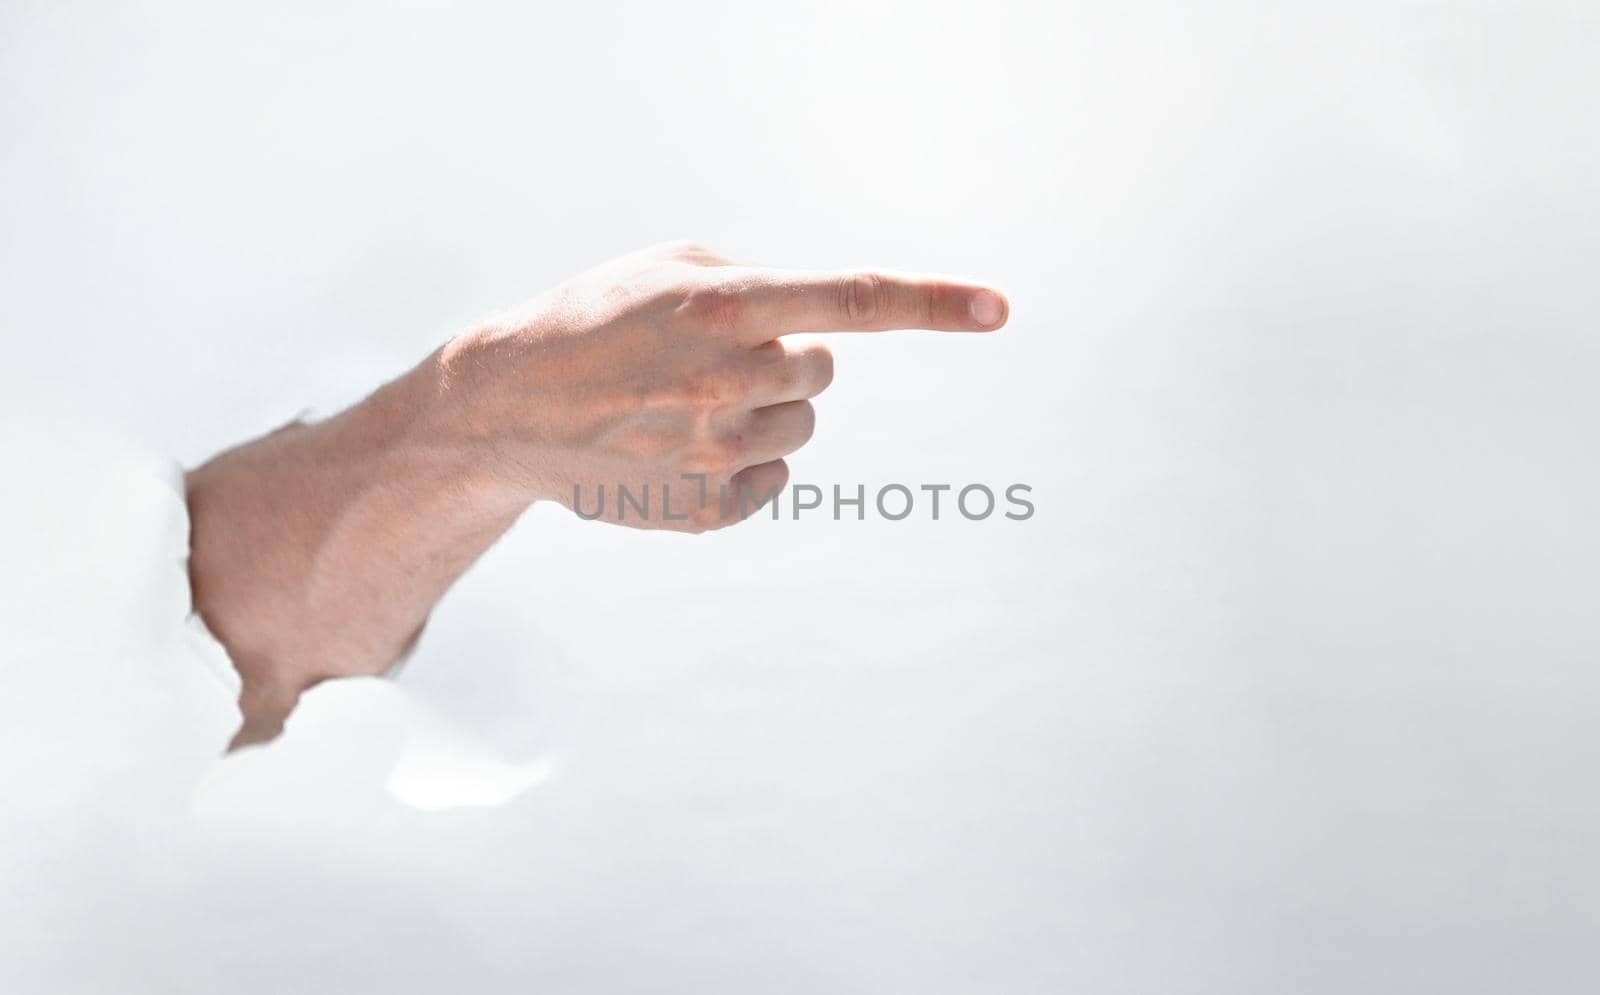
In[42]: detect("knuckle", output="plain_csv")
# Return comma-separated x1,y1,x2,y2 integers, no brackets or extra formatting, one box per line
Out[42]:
777,341,833,397
681,365,749,410
748,461,791,507
717,431,746,464
770,359,797,395
679,435,740,474
652,239,715,262
810,343,835,393
795,401,817,444
678,449,719,475
838,271,886,323
678,284,744,333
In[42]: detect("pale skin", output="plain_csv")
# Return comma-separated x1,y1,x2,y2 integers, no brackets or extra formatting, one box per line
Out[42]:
187,242,1009,746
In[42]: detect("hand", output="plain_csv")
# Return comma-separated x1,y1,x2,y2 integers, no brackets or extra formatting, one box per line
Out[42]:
187,241,1008,743
434,241,1009,530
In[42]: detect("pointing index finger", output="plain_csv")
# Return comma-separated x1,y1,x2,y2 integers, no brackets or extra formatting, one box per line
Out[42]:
729,268,1009,339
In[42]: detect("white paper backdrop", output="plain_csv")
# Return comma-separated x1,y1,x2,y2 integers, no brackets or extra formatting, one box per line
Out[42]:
3,1,1598,992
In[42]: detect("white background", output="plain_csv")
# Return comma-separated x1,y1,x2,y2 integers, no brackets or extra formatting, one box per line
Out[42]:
3,1,1599,991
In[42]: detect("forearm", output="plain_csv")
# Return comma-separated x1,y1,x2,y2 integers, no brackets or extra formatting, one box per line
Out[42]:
186,351,527,745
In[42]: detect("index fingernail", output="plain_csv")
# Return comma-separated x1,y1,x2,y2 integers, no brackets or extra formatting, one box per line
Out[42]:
969,290,1004,327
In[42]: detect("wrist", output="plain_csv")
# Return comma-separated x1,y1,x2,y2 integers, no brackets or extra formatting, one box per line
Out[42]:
393,344,545,515
432,326,575,507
